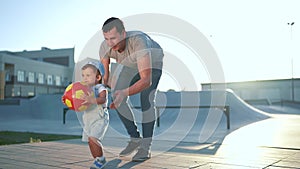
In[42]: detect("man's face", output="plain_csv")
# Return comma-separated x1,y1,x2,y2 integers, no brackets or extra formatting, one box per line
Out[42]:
103,27,125,51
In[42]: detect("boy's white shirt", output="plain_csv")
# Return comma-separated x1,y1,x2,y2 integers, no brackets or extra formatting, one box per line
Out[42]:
81,84,109,142
92,84,108,108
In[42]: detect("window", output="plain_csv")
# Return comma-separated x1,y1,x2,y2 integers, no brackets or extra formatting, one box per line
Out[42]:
17,70,25,82
28,72,35,83
55,76,61,86
47,75,53,85
5,72,11,81
38,73,44,84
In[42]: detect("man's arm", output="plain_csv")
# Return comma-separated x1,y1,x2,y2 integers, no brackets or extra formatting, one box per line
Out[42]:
124,54,152,95
110,54,152,109
101,57,110,87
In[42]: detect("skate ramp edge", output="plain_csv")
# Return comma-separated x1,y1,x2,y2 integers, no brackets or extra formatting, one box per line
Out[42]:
144,90,271,144
225,89,271,129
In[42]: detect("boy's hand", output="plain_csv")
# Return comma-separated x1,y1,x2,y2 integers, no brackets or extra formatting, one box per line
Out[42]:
81,91,96,105
61,95,66,105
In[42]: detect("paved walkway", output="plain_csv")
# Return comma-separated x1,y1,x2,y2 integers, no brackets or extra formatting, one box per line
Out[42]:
0,134,300,169
1,114,300,169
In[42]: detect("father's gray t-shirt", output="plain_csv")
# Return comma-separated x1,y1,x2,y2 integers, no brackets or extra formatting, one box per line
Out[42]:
99,31,164,69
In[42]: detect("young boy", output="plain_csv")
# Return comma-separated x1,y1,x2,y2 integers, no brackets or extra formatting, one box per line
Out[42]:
63,61,109,169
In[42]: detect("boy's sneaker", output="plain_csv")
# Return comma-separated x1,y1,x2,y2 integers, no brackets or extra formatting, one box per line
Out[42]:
90,156,106,169
132,148,151,162
119,137,141,157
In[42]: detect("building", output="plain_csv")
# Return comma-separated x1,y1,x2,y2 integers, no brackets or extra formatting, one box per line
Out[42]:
202,78,300,104
0,47,75,99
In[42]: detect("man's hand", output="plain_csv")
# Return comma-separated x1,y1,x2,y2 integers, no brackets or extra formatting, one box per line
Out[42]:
110,90,126,109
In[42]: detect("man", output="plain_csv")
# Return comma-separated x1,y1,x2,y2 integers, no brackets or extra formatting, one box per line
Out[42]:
99,17,164,161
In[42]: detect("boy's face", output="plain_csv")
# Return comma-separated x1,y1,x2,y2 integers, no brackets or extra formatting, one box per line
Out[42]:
81,67,99,86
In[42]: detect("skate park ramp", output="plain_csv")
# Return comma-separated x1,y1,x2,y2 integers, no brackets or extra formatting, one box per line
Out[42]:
2,89,300,156
107,89,271,145
0,89,270,142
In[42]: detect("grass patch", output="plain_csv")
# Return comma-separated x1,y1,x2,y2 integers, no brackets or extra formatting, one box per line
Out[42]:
0,131,81,146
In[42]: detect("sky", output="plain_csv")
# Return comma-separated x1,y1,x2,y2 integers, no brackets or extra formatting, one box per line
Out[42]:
1,0,299,91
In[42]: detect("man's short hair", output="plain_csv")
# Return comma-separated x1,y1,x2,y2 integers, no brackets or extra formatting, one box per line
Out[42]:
102,17,125,33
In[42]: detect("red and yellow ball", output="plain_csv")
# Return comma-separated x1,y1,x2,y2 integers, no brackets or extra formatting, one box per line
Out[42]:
62,81,93,112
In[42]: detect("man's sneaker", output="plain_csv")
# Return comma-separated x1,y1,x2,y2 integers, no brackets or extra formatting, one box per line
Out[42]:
90,156,106,169
132,148,151,162
119,137,141,157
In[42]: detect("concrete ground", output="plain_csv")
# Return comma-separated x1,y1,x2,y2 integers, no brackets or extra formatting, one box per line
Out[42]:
1,131,300,169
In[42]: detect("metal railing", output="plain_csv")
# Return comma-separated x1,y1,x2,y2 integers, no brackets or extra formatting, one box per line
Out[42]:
63,105,230,129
